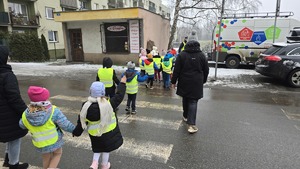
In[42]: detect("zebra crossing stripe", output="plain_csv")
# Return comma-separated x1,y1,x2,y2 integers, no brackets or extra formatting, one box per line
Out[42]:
51,95,183,111
57,107,182,130
60,133,173,164
118,114,182,130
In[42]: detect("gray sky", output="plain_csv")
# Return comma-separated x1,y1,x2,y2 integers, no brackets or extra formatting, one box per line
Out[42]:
162,0,300,21
259,0,300,21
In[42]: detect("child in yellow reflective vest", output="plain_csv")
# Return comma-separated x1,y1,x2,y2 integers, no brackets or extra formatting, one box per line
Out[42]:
97,57,120,99
141,54,159,89
121,61,148,114
72,76,127,169
19,86,75,169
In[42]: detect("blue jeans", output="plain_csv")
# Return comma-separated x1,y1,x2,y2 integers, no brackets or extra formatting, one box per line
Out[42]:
182,97,199,125
162,72,170,88
6,138,21,165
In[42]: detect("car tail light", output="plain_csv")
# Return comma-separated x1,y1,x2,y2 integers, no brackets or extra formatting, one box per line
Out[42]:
263,55,282,62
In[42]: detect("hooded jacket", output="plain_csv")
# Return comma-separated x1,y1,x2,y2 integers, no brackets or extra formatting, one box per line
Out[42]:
19,105,75,152
0,46,28,142
122,69,148,83
171,40,209,99
72,83,126,152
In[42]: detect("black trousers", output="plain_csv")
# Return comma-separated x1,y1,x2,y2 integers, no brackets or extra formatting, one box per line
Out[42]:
126,93,137,111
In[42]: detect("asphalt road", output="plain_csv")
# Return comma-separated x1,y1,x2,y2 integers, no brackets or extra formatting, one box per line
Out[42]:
0,65,299,169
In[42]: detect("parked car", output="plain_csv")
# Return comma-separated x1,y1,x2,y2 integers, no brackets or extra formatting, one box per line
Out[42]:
255,42,300,88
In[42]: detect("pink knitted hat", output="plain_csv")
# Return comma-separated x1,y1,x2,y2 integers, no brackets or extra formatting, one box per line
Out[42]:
27,86,50,102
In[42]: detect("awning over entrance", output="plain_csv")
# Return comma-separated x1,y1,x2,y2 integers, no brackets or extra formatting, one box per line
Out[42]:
54,8,140,22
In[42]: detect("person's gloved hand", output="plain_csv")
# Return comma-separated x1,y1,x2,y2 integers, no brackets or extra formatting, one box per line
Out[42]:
72,125,82,137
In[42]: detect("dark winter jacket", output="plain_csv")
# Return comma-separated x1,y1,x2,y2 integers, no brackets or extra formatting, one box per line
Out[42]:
96,57,120,96
121,69,148,83
171,40,209,99
73,83,126,152
0,46,28,142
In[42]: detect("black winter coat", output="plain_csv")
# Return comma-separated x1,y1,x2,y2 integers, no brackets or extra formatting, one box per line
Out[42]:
73,83,126,152
171,40,209,99
0,65,28,142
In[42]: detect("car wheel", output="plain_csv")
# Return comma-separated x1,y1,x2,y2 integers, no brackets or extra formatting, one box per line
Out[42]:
287,69,300,88
225,56,240,68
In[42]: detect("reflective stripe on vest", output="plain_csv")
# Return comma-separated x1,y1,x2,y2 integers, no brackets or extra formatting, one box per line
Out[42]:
162,62,172,74
144,62,154,75
139,58,145,70
182,41,186,51
98,68,114,87
22,106,58,148
126,75,138,94
86,114,117,136
153,58,161,69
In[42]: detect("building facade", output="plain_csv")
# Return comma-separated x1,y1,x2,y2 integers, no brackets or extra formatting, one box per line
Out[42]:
55,7,170,64
0,0,170,61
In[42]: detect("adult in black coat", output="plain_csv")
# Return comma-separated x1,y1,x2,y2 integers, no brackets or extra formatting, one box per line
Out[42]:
0,46,29,168
171,40,209,134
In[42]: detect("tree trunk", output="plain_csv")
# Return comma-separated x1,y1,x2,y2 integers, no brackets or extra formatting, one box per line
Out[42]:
168,0,182,50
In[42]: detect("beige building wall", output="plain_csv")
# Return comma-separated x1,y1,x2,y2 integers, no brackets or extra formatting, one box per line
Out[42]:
139,10,170,52
36,1,65,57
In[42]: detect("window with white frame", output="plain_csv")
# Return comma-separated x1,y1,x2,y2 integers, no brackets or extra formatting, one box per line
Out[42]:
94,3,99,9
48,31,58,42
8,3,28,22
46,7,54,19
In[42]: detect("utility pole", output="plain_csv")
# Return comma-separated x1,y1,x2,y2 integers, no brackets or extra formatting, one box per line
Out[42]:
273,0,281,43
214,0,225,80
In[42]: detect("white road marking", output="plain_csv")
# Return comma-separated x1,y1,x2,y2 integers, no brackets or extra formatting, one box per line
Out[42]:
61,133,173,164
57,107,182,130
118,114,182,130
51,95,183,111
281,108,300,121
295,125,300,131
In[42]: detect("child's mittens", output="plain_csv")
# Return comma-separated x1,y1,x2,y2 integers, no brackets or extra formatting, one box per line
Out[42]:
72,125,82,137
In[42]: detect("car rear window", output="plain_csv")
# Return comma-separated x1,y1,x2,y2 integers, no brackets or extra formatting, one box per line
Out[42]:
263,46,283,55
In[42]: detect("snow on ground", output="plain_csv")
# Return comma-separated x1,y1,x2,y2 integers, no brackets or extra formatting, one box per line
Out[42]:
9,62,262,89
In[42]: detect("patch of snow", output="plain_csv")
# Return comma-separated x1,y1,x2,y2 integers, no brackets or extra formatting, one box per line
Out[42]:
9,62,261,89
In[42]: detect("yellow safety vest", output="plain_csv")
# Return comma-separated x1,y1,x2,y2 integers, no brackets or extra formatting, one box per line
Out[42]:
98,68,113,87
144,62,154,75
153,58,161,69
126,75,138,94
86,111,117,136
181,41,186,51
22,106,58,148
162,62,172,74
139,58,145,70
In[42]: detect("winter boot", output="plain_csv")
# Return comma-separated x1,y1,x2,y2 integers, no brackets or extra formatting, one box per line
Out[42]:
9,162,29,169
3,153,9,167
101,162,110,169
89,160,98,169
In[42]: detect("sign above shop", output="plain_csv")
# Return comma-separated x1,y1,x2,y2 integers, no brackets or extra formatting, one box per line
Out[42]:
107,26,126,32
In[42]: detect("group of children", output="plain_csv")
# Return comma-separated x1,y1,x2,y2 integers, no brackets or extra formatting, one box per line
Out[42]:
139,46,177,90
14,47,177,169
